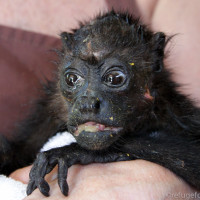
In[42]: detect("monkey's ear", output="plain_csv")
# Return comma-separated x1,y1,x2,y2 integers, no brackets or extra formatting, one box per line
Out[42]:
152,32,166,72
60,32,74,51
153,32,166,55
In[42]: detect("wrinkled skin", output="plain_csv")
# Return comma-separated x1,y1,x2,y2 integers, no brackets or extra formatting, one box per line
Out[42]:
1,12,200,197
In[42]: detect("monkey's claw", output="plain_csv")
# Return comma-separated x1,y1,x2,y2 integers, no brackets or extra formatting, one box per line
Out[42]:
57,158,69,195
26,150,69,196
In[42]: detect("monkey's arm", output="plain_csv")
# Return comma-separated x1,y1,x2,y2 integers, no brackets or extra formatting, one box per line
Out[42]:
122,133,200,190
26,143,131,196
27,131,200,197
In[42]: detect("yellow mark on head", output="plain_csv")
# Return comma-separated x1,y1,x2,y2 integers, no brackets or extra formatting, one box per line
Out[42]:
83,38,88,43
129,62,135,66
109,117,113,121
110,134,113,137
126,153,130,157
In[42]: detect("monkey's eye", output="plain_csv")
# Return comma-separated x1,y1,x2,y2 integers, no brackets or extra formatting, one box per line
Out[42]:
65,73,83,87
103,71,126,86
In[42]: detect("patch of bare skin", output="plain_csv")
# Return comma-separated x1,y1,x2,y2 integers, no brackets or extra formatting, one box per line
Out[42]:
84,38,110,61
87,41,92,53
144,88,154,101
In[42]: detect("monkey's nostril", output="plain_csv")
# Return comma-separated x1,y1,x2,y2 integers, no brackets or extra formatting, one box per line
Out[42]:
78,97,100,112
90,97,100,110
94,100,100,109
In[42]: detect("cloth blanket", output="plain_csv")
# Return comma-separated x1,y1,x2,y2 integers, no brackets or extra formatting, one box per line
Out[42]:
0,132,76,200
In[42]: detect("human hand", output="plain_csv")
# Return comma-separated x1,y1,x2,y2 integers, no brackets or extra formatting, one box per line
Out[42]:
10,160,199,200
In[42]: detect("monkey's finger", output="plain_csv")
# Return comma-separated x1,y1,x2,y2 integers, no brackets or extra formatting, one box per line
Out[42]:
26,180,37,195
58,158,69,196
46,161,57,174
29,158,39,180
26,157,40,195
46,154,59,174
35,152,49,177
37,177,50,197
34,152,51,196
28,151,48,179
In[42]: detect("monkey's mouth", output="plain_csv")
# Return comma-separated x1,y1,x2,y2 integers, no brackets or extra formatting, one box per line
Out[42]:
74,121,121,136
72,121,123,150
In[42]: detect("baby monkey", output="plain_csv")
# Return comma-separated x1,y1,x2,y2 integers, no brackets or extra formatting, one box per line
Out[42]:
1,12,200,196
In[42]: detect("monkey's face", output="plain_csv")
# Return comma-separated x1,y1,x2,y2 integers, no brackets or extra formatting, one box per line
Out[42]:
59,57,140,150
59,54,156,150
57,14,165,150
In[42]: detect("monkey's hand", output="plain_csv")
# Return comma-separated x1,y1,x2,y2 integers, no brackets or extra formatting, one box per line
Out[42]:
26,143,131,196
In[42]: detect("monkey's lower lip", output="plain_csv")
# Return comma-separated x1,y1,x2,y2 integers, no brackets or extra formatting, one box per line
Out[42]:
73,122,123,150
74,121,122,136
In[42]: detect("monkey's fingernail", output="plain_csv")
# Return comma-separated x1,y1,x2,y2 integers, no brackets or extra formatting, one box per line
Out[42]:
60,182,69,196
26,181,36,195
38,180,50,197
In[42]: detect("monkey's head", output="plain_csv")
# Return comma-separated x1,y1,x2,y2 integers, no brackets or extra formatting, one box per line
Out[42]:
56,12,166,150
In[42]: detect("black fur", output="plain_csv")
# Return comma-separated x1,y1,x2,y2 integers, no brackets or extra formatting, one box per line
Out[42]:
1,11,200,196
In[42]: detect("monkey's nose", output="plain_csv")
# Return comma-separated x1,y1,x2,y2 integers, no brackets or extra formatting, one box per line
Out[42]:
78,97,100,113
